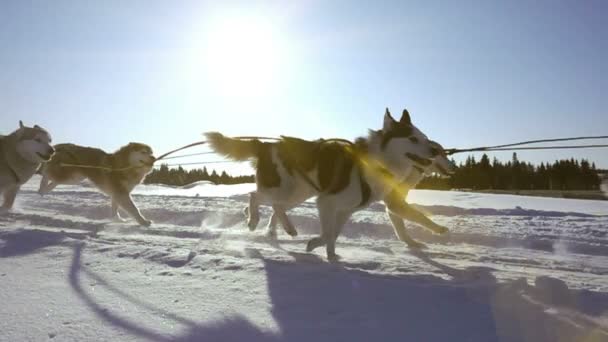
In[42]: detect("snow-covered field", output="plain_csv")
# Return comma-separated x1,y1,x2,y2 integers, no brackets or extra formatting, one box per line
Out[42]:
1,176,607,342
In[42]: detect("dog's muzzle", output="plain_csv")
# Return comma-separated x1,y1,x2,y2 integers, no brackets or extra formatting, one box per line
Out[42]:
36,151,54,161
141,157,156,167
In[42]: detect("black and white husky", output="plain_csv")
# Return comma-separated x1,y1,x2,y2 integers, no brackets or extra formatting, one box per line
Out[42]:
206,108,453,260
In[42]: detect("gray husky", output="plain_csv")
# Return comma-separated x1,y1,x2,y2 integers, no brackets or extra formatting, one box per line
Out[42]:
206,108,453,260
38,142,156,226
0,121,55,212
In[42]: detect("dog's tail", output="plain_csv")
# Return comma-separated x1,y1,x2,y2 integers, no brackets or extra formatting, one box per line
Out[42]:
204,132,260,161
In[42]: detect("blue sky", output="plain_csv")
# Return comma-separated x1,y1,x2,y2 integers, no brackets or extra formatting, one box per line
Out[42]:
1,0,607,174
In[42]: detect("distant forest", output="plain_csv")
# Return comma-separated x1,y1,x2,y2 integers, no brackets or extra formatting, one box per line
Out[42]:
418,153,602,191
145,153,602,191
144,164,254,186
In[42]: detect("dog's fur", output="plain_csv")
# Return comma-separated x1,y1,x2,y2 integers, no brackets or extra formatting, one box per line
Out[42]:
38,142,156,226
206,108,453,259
0,121,55,212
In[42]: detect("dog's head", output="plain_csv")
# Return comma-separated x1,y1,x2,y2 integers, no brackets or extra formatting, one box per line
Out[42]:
379,108,454,175
121,143,156,171
426,140,455,176
14,121,55,163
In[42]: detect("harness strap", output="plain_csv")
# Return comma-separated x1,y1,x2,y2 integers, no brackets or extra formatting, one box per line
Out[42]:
294,167,322,192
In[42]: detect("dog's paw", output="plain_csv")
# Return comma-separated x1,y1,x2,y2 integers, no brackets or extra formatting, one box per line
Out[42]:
327,253,341,263
284,227,298,237
265,229,277,240
112,215,127,223
434,225,449,235
406,240,427,250
306,237,324,252
247,216,260,231
139,219,152,227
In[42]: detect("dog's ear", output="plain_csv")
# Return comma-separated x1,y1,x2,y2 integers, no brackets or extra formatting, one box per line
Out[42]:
399,109,411,125
383,108,396,131
34,124,41,129
15,120,25,138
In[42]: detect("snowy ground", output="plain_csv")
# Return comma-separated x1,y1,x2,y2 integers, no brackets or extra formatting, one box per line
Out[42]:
1,176,607,342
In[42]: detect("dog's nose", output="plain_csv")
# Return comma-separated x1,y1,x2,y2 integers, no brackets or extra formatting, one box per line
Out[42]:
430,147,440,157
150,156,156,162
48,147,55,155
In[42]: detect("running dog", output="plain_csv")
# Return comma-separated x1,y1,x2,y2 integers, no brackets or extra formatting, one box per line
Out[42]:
0,121,55,212
38,142,156,226
206,108,453,259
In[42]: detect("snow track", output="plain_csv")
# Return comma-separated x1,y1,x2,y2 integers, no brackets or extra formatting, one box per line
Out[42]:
1,177,607,341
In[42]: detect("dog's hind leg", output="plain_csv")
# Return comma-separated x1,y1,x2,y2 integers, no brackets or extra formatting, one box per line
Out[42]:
386,210,426,249
271,205,297,237
247,192,260,231
1,185,19,211
385,193,448,235
113,193,151,227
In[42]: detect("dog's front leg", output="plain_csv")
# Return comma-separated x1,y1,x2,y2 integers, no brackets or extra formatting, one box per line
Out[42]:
111,199,127,222
113,193,151,227
1,184,19,211
385,209,426,249
38,173,57,196
384,192,448,235
306,199,334,254
307,197,347,261
247,192,260,231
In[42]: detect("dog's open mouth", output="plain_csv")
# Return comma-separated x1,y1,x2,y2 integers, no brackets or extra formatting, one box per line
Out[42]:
435,163,453,176
139,160,155,167
36,152,52,161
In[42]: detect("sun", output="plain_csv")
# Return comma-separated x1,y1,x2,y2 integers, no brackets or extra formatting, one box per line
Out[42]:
201,15,287,99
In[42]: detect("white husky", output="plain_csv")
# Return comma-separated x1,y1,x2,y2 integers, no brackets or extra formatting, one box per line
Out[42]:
0,121,55,212
206,108,453,260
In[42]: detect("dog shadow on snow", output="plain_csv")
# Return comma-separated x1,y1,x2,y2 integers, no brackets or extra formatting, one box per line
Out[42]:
66,243,608,342
0,227,91,258
68,243,278,342
262,252,608,342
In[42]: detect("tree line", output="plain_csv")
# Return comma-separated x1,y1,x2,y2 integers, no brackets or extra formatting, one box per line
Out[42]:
144,164,254,186
146,154,602,191
417,153,602,191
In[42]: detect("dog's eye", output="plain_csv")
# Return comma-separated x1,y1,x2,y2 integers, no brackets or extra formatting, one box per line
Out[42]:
409,137,419,143
35,138,42,143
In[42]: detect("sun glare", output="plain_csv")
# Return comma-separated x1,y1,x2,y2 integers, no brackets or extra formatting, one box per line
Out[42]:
201,15,287,99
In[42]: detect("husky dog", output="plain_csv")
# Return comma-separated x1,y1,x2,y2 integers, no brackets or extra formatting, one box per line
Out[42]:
206,108,453,259
0,121,55,212
38,142,156,226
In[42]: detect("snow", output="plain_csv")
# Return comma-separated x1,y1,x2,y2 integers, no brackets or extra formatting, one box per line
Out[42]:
1,176,607,341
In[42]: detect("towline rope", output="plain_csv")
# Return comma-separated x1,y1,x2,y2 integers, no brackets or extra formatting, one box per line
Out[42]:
57,134,608,171
57,136,281,171
445,135,608,155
